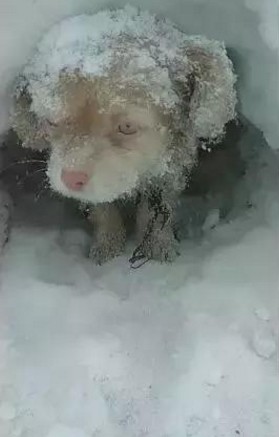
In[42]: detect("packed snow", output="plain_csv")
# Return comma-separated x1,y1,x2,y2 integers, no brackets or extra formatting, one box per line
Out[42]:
0,1,278,437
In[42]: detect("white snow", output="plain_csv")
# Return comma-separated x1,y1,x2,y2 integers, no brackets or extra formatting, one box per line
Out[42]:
21,8,184,117
254,307,271,322
0,154,278,436
252,327,277,359
0,402,16,421
46,425,89,437
0,1,278,436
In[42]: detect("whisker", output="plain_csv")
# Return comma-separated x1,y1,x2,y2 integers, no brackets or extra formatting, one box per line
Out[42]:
35,178,49,202
0,159,47,176
17,168,46,186
35,185,47,202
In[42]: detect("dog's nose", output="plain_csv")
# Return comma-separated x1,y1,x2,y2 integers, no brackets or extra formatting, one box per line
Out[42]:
61,169,89,191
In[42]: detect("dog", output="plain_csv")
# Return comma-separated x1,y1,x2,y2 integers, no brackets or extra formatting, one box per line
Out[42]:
11,6,237,265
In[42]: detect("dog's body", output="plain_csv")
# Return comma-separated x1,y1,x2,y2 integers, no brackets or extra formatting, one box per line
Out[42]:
12,7,237,264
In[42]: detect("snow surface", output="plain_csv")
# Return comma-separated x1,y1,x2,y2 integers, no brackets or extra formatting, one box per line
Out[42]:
0,194,278,437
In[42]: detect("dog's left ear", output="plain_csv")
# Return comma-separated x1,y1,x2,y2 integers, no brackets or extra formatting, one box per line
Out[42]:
175,39,237,142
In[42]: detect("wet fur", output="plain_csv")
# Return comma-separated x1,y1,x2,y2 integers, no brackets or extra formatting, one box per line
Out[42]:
11,22,236,264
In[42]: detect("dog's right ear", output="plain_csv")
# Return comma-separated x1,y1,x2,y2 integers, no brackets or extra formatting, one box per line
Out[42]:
171,39,237,143
12,76,49,150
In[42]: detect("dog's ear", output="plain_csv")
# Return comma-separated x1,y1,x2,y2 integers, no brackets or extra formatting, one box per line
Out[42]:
12,76,49,150
175,39,237,142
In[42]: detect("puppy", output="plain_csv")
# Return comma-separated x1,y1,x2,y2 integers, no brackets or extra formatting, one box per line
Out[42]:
11,7,237,264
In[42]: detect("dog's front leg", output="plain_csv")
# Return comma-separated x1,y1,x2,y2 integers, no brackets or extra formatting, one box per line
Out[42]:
131,195,179,265
88,202,126,265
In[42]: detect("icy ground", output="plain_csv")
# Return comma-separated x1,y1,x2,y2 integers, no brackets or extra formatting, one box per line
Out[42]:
0,130,278,437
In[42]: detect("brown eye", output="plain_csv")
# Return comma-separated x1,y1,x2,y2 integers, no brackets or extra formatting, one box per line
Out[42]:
118,121,137,135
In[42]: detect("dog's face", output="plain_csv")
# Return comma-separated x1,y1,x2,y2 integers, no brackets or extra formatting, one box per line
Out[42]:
13,24,236,205
43,75,171,203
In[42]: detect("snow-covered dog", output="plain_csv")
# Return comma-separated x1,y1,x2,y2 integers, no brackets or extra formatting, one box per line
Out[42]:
12,6,237,264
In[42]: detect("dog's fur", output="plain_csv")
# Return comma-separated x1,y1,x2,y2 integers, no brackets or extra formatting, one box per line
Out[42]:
11,8,237,264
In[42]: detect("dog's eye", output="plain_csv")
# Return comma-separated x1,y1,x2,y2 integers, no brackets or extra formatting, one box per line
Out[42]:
118,122,137,135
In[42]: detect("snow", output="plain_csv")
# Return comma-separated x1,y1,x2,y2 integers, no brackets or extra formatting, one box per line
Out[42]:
21,7,184,116
19,5,235,134
0,195,278,436
0,402,16,421
0,1,278,436
252,327,277,359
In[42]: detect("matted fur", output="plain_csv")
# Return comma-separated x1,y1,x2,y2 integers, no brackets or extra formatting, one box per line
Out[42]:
11,7,237,264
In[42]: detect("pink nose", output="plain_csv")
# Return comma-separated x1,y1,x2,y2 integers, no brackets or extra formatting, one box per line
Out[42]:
61,169,89,191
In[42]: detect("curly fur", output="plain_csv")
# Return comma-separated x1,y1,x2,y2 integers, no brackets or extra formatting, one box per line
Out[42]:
11,7,237,264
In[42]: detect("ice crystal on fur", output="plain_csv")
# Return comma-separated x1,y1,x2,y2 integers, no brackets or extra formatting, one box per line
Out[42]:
12,6,237,263
18,6,236,138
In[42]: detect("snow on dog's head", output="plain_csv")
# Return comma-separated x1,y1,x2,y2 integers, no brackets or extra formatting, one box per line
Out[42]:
12,6,237,203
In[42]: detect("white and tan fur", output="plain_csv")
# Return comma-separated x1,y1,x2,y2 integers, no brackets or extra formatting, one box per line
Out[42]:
12,11,236,264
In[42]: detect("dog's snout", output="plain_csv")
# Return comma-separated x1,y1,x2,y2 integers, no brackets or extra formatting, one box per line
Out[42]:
61,169,89,191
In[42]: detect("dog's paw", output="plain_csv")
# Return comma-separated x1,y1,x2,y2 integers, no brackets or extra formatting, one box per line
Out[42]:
130,228,180,267
89,232,126,265
150,235,180,263
89,244,119,265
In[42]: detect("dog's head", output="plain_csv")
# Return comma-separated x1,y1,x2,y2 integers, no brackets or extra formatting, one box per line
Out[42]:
12,11,236,204
45,73,173,203
13,69,178,204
